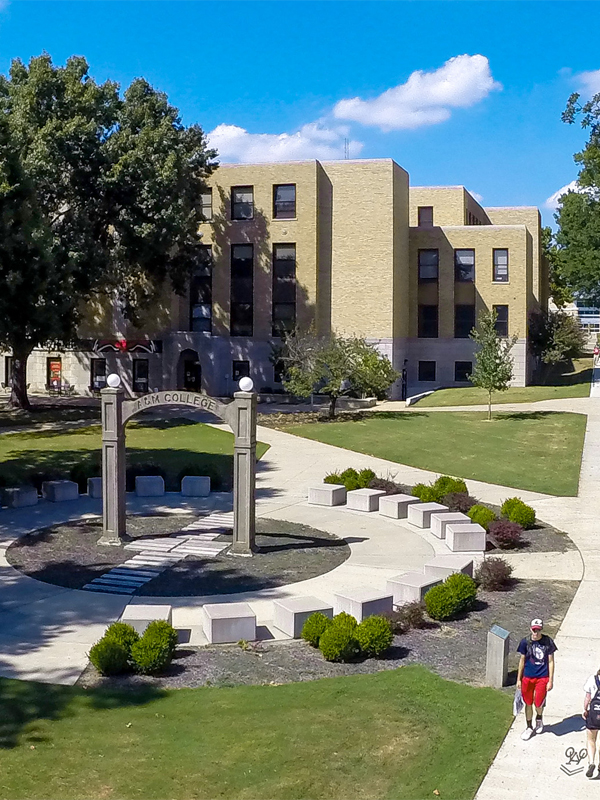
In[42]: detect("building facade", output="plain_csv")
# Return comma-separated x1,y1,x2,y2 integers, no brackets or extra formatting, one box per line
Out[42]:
1,158,548,399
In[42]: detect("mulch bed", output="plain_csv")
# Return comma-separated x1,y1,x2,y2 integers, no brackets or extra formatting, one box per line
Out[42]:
76,578,578,693
6,516,350,596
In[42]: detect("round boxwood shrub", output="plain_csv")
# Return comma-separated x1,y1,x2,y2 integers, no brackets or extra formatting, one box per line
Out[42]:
424,584,461,621
411,483,439,503
104,622,140,654
319,624,360,662
89,638,129,676
355,616,393,656
301,612,332,647
330,611,358,631
442,492,477,513
444,573,478,613
467,504,497,530
501,497,536,529
433,476,468,497
357,468,376,487
475,557,513,591
144,620,178,654
488,519,523,549
130,637,173,675
411,483,429,500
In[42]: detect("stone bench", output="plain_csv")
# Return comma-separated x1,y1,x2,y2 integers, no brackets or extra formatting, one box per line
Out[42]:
308,484,346,506
87,477,102,499
273,596,333,638
424,555,474,580
379,494,420,519
135,475,165,497
42,480,79,502
2,486,38,508
181,476,211,497
203,602,256,644
446,523,486,553
334,587,393,622
121,604,173,635
430,511,470,539
386,572,442,606
407,502,448,528
346,488,385,512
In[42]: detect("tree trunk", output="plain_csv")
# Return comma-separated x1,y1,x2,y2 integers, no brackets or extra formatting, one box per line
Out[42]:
488,389,492,421
8,344,33,410
328,394,338,420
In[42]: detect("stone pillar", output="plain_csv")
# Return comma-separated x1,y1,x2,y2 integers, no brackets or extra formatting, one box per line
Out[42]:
230,391,257,556
99,387,126,545
486,624,510,688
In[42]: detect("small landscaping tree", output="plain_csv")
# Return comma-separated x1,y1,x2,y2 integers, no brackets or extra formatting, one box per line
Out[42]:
469,310,518,420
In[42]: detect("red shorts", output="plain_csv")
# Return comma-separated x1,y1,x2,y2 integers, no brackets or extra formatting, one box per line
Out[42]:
522,676,549,707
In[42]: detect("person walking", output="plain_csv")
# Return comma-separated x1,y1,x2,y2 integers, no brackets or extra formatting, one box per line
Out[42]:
583,667,600,778
516,618,557,741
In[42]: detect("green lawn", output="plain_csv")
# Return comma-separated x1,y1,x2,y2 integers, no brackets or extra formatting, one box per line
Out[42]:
285,411,587,495
415,358,592,407
0,420,269,492
0,666,511,800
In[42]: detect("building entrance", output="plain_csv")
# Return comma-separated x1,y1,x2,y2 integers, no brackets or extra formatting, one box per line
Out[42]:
183,360,201,392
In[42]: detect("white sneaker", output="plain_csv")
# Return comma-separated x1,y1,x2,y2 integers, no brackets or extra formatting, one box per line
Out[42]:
521,727,535,741
535,719,544,734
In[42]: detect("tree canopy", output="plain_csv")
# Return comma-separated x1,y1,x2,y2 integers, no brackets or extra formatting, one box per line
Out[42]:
0,54,217,407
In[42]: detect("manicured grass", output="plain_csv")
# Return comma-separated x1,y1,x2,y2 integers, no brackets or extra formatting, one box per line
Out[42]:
0,666,511,800
0,405,100,429
0,420,269,491
286,411,587,495
415,358,592,407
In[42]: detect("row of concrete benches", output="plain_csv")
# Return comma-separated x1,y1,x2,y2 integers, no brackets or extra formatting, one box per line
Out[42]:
0,476,212,508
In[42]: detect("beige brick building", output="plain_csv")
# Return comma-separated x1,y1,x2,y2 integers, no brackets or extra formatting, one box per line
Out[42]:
1,158,547,399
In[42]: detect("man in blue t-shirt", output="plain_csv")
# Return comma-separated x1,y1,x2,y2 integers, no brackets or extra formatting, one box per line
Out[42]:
517,618,557,741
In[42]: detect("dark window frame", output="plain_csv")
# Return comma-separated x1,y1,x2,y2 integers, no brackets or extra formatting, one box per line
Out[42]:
493,248,509,283
418,249,439,282
418,304,439,338
272,243,297,336
454,361,472,382
273,184,296,219
90,358,107,391
231,243,254,336
418,206,434,227
190,245,213,333
231,185,254,220
133,359,149,394
418,361,436,382
200,188,213,221
493,304,509,337
232,360,250,382
454,249,475,282
454,304,476,339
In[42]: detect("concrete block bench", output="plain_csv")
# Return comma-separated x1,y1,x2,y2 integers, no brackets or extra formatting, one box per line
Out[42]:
334,587,393,622
346,488,385,512
430,511,470,539
42,480,79,502
386,571,442,606
181,476,211,497
424,555,474,580
407,502,448,528
308,484,346,506
135,476,165,497
87,477,102,499
379,494,420,519
446,523,486,553
273,596,333,638
2,486,38,508
203,602,256,644
121,604,173,635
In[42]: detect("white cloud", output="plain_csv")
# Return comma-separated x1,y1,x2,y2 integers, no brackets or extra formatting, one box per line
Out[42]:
333,54,502,131
544,180,592,210
576,69,600,96
468,190,484,203
208,121,363,163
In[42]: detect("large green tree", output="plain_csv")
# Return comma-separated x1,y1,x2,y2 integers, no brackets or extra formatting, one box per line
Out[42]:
0,54,216,408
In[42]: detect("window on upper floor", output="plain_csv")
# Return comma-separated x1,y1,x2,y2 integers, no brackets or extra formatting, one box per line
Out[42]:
418,249,439,282
200,189,213,221
455,361,472,382
455,249,475,282
418,361,436,381
231,244,254,336
418,206,434,227
231,186,254,220
190,246,212,333
272,243,296,336
493,305,509,337
493,249,509,282
273,184,296,219
418,305,438,338
454,305,476,339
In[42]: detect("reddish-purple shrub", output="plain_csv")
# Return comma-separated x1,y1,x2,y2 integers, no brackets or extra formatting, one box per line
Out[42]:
488,519,523,549
443,492,477,513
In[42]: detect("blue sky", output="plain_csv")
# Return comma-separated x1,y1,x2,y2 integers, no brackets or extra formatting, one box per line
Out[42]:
1,0,599,224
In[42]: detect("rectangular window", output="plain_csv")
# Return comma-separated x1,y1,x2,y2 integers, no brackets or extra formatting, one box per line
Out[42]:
493,248,509,282
231,186,254,220
454,304,476,338
133,359,149,394
200,189,212,221
90,358,106,391
4,355,13,387
272,243,296,335
455,361,472,382
418,249,439,282
418,361,436,382
231,244,254,336
455,249,475,282
273,184,296,219
190,246,212,333
232,360,250,382
274,359,286,384
493,305,509,337
47,357,62,390
418,305,438,338
418,206,434,227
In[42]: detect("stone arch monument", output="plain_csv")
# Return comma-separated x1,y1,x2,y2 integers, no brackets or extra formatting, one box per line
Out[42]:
99,386,257,556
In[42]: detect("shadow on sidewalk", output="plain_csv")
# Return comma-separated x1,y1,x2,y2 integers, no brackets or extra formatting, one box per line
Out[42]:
545,714,586,735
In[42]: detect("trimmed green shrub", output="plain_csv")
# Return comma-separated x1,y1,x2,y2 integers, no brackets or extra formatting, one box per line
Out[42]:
424,584,461,621
89,638,129,676
467,504,497,530
488,519,523,549
442,492,477,513
324,468,375,492
501,497,536,529
412,483,430,500
358,468,376,486
104,622,140,654
444,573,478,613
475,557,513,591
144,620,178,654
319,624,360,662
301,612,332,647
330,611,358,631
433,476,468,497
355,616,393,656
130,637,172,675
324,472,343,486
